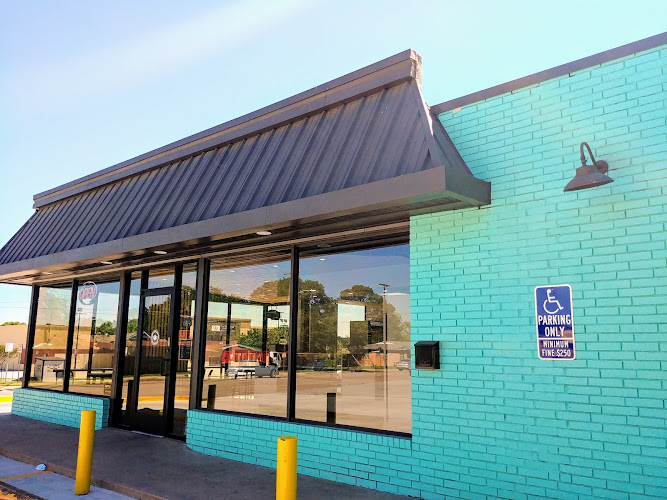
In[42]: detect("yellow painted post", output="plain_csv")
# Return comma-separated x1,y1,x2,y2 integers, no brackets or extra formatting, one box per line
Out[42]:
74,410,96,495
276,435,297,500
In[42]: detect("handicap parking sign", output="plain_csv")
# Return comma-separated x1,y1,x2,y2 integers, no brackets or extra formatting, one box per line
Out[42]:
534,284,575,360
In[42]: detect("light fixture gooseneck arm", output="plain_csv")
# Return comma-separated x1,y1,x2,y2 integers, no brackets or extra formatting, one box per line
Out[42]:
580,142,597,166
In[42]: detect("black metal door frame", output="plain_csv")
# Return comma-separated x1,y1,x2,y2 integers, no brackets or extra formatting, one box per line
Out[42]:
127,285,176,435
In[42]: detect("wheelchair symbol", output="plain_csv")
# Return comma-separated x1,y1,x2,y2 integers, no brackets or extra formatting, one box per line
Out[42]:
543,289,564,314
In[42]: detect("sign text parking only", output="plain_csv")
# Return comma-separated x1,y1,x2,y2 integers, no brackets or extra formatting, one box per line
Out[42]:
534,284,575,360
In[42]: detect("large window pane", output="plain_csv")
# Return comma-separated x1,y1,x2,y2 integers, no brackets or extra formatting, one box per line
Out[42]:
69,280,120,395
202,255,291,417
28,285,71,391
296,245,411,433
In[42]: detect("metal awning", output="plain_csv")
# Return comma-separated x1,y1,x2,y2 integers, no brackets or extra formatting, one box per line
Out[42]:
0,49,490,284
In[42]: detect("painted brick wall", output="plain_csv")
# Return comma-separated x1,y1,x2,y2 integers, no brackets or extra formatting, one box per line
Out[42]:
12,388,110,430
187,410,414,496
409,44,666,498
187,45,666,499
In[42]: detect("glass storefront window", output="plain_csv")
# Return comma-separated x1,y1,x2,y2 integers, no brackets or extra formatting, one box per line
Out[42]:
296,245,411,433
69,280,120,395
28,285,71,391
202,255,291,417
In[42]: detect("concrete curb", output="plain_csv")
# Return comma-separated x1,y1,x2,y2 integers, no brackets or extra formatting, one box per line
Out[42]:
0,449,163,500
0,480,46,500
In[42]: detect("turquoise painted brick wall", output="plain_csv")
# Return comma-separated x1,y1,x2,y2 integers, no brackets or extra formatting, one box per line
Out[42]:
187,44,666,499
12,388,110,430
186,411,414,496
411,44,666,498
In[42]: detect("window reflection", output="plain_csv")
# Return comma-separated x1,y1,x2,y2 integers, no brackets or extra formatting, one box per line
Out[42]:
69,280,120,395
147,267,175,288
202,256,291,417
296,245,411,433
28,285,71,391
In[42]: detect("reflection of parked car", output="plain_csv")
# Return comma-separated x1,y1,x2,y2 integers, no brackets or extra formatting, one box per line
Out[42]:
227,363,279,378
312,359,325,371
395,359,411,371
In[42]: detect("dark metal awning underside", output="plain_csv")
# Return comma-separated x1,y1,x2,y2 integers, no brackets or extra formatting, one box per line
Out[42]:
0,50,490,284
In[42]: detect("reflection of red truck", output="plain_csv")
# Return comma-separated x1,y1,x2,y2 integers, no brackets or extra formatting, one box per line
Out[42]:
221,345,283,378
221,345,281,365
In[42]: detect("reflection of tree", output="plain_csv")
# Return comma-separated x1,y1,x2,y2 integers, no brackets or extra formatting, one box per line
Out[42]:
238,326,288,349
0,345,19,365
340,285,410,342
96,321,116,337
250,277,290,303
245,279,411,356
299,279,337,355
210,276,410,359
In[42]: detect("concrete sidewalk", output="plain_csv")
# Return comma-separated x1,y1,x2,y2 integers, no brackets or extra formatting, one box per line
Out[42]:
0,415,414,500
0,455,131,499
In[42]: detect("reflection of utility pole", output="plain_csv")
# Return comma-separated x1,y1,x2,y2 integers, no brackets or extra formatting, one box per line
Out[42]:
74,308,82,369
378,283,390,422
224,303,232,375
299,290,316,354
261,304,268,361
87,297,98,378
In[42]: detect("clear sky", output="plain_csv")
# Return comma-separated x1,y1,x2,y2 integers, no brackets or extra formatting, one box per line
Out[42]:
0,0,665,323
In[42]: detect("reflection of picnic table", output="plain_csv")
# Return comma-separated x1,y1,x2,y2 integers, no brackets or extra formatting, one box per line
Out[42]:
54,368,113,381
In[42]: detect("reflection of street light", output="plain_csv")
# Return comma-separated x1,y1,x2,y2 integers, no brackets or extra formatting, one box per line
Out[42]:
378,283,390,422
300,290,317,353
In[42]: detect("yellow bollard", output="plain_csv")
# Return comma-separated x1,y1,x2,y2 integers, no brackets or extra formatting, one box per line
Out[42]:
74,410,96,495
276,435,297,500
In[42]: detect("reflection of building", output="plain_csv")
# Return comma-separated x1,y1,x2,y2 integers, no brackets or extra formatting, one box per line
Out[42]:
206,317,251,338
0,324,27,372
1,35,666,499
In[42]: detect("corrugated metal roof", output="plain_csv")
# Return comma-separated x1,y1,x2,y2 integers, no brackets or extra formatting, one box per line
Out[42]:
0,49,490,282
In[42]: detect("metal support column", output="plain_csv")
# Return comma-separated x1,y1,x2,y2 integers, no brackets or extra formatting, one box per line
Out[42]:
63,279,79,392
286,245,299,421
22,285,40,388
189,258,210,410
110,271,132,425
166,264,183,433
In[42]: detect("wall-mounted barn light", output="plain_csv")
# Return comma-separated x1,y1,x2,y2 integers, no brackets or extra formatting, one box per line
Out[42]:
564,142,613,192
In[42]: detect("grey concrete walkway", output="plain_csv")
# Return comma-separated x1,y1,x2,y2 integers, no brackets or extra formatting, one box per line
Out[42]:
0,414,413,500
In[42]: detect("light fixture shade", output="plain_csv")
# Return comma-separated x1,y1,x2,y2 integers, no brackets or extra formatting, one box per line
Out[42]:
564,162,613,192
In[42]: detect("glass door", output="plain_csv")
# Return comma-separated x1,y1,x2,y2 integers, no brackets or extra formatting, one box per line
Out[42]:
127,288,174,435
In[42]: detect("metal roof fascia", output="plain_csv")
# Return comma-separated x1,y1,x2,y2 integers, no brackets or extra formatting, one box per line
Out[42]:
0,166,463,282
33,50,422,209
430,31,667,114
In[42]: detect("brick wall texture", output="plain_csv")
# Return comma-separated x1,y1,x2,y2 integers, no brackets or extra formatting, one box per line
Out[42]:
188,44,667,499
12,388,109,430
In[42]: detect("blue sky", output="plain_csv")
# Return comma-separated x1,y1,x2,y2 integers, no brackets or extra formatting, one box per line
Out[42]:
0,0,665,323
